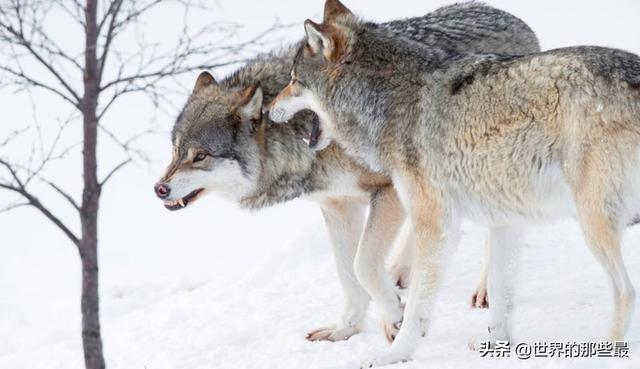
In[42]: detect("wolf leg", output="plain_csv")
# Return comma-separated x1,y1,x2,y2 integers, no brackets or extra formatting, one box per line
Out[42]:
316,199,370,341
390,223,492,311
362,172,458,367
485,225,522,343
570,146,637,341
471,235,490,309
388,221,412,290
576,199,636,341
353,185,407,343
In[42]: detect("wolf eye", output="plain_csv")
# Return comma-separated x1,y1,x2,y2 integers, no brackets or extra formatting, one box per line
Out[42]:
193,152,208,163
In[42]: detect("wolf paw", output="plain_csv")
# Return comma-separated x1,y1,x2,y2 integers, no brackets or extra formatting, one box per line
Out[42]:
360,349,411,368
305,325,359,342
471,287,489,309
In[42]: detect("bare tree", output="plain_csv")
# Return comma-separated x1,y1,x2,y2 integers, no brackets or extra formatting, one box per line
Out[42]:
0,1,286,368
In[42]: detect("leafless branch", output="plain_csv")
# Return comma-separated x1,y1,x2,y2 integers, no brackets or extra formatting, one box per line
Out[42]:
0,158,79,246
0,65,81,108
98,124,151,162
56,0,87,28
0,21,82,103
98,14,293,95
0,127,29,148
43,178,80,211
97,0,123,84
0,157,25,189
99,158,131,187
0,201,29,214
0,182,80,246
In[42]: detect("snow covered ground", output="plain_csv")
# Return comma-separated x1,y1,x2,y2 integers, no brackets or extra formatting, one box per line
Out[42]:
4,221,640,369
2,1,640,368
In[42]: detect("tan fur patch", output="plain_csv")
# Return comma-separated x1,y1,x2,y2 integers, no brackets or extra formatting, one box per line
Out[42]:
357,171,392,193
193,71,216,94
323,0,353,23
270,83,298,109
397,170,444,245
325,24,349,62
255,119,268,158
161,159,188,183
231,84,260,113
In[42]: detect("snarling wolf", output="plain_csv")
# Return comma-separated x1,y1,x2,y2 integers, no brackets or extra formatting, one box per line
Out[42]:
155,1,539,343
270,0,640,365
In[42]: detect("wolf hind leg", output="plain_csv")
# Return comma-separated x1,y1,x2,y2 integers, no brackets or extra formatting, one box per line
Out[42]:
574,180,636,341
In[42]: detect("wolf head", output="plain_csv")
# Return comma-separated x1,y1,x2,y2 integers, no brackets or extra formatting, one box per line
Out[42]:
269,0,358,147
154,72,264,210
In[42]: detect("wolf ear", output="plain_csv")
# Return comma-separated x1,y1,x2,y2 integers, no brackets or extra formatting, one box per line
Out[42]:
234,83,263,121
323,0,353,23
304,20,335,58
193,71,217,94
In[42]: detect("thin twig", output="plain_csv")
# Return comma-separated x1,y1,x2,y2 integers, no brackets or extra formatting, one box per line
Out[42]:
99,158,131,187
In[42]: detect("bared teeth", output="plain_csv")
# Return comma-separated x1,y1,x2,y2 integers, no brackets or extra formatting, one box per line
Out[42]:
163,199,184,208
302,138,310,145
163,193,198,209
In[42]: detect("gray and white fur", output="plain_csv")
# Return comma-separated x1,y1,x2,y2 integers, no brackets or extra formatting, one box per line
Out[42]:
156,1,540,343
269,2,640,366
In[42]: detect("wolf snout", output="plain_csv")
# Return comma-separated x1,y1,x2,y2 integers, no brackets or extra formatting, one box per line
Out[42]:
154,183,170,199
268,106,289,123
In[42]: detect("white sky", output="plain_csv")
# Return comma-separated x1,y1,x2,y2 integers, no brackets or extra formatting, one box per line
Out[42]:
1,0,640,353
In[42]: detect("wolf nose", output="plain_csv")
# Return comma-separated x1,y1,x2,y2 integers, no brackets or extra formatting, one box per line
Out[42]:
269,107,287,123
154,183,170,199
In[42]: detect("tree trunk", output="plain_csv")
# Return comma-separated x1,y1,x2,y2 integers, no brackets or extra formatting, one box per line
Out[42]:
80,237,104,369
80,1,105,368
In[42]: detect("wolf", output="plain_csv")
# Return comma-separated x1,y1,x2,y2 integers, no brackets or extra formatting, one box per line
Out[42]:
154,1,540,343
269,0,640,365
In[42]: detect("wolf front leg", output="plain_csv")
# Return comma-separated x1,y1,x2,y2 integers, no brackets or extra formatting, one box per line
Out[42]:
362,172,459,367
394,222,491,308
471,236,490,309
353,185,407,343
486,225,522,342
314,199,370,342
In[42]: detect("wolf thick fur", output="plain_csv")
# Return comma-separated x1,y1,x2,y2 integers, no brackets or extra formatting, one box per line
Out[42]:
157,1,540,342
270,3,640,365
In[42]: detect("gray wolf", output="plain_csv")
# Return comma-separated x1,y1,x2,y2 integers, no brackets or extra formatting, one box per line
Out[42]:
154,0,539,343
269,0,640,366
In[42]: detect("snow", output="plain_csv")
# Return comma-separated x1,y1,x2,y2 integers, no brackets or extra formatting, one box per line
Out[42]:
3,220,640,368
2,1,640,368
